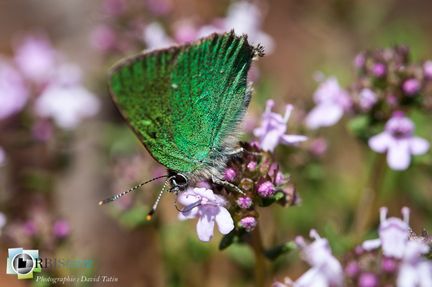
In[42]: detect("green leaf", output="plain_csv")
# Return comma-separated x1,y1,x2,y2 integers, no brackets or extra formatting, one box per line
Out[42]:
264,241,297,261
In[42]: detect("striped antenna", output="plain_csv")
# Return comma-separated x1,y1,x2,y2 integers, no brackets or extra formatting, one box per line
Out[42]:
98,175,168,205
146,176,173,221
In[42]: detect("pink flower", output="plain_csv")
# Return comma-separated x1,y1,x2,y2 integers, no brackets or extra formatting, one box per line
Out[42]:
14,35,57,84
358,88,378,111
305,77,351,129
53,219,70,238
402,78,420,96
372,63,386,77
236,197,253,209
257,180,276,198
223,1,274,53
239,216,257,232
362,207,432,287
90,25,117,53
143,22,174,50
178,188,234,242
35,64,100,129
424,60,432,79
224,168,236,181
254,100,307,152
174,21,197,43
197,2,274,53
0,60,28,119
294,230,344,287
368,112,429,170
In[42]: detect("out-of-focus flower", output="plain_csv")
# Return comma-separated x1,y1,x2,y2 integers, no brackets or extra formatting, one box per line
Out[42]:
223,1,274,53
238,216,257,232
293,230,344,287
309,138,328,157
145,0,172,16
224,167,236,182
197,2,274,53
173,21,198,44
90,25,117,53
354,53,365,69
102,0,126,16
358,88,377,111
358,272,379,287
424,60,432,79
32,120,53,142
254,100,307,152
305,77,351,129
23,220,37,236
0,147,5,166
178,188,234,242
143,22,174,50
0,212,6,235
0,60,28,119
14,35,56,83
372,63,386,77
368,112,429,170
236,196,253,209
257,180,276,198
35,64,100,129
361,207,432,287
402,78,420,96
53,219,70,238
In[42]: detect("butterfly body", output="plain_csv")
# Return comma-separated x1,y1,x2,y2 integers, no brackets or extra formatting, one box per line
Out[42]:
109,32,258,191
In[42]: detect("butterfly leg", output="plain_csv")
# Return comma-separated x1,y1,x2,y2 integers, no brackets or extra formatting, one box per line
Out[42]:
211,176,245,195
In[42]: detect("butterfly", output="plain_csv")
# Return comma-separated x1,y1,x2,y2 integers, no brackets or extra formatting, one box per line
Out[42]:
101,31,263,217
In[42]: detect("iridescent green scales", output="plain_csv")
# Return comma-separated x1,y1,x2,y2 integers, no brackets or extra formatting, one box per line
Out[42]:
109,32,255,175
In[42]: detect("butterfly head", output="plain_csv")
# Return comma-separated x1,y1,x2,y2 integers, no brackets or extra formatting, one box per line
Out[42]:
169,173,189,194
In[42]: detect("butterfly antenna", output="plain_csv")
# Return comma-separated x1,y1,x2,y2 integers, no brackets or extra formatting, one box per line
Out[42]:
146,176,172,221
98,175,168,205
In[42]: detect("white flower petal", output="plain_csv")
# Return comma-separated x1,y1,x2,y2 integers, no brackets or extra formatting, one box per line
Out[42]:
305,103,343,129
215,207,234,235
362,239,382,251
368,132,392,153
281,134,308,145
196,214,215,242
387,140,411,170
409,137,430,155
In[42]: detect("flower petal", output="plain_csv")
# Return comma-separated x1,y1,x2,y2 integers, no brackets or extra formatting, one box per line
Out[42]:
387,140,411,170
177,189,201,206
259,130,281,152
215,207,234,235
368,132,392,153
409,137,430,155
305,103,343,129
362,239,382,251
280,134,308,145
196,213,215,242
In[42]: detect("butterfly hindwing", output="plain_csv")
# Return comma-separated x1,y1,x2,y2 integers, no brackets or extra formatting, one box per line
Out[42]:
109,32,255,173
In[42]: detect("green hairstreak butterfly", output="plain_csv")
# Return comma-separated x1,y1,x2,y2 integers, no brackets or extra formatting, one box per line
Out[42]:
101,31,263,217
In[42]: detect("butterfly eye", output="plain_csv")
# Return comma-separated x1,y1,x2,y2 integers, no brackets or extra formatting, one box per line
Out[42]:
171,173,189,189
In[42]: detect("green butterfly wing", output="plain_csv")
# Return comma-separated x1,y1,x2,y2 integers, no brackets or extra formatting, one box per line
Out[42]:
109,32,255,173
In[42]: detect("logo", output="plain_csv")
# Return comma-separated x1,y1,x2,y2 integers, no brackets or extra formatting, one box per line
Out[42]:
6,248,42,279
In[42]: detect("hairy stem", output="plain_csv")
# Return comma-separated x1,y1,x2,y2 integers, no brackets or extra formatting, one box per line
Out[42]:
353,154,387,240
249,225,268,287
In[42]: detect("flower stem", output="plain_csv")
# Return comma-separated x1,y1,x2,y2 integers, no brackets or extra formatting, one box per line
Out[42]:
353,154,387,240
249,225,268,287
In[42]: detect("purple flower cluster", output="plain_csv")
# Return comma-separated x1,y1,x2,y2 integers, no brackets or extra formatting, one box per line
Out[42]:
0,35,99,132
91,1,274,57
305,46,431,170
274,207,432,287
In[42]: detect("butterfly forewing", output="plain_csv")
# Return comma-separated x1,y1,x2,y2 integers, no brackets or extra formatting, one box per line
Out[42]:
109,32,255,173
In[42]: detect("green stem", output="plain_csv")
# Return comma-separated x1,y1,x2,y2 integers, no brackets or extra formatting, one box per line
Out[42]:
352,154,387,240
249,225,267,287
